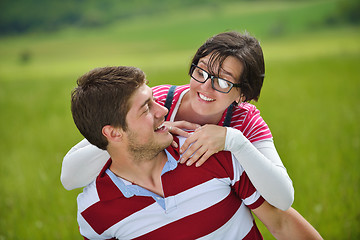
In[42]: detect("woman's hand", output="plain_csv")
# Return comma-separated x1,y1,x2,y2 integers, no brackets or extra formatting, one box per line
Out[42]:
165,121,201,148
179,124,226,167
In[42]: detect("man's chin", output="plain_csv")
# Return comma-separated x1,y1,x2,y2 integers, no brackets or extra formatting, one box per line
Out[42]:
164,139,173,149
160,135,174,149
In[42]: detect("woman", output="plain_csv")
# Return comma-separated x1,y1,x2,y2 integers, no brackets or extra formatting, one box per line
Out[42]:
61,31,294,211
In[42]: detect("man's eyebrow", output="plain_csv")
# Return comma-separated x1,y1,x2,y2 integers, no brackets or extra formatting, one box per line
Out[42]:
139,90,154,110
140,98,151,109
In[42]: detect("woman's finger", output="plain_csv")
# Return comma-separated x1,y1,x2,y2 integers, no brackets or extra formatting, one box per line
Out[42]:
172,121,201,131
195,151,215,167
179,140,201,164
171,139,178,148
171,127,190,138
179,133,198,154
184,146,207,166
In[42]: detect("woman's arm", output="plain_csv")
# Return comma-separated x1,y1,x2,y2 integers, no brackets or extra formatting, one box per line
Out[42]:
60,138,109,190
179,125,294,210
253,203,323,239
225,127,294,210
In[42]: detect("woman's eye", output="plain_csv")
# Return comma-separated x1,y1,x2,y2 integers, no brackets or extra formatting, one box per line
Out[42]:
195,69,202,76
218,79,230,89
201,70,209,80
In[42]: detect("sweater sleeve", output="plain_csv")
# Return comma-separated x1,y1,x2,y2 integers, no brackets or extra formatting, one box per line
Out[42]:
60,138,109,190
224,127,294,210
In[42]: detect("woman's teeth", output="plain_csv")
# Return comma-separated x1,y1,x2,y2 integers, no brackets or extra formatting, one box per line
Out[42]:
199,93,215,102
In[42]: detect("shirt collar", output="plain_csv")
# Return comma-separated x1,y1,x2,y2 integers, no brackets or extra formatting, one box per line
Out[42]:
105,147,179,198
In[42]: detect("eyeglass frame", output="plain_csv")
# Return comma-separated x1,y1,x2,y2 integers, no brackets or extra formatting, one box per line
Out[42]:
190,63,241,93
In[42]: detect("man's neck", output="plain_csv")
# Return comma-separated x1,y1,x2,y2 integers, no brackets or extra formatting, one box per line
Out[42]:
108,149,167,197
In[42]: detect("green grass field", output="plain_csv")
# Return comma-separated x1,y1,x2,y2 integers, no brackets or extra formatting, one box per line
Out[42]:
0,0,359,239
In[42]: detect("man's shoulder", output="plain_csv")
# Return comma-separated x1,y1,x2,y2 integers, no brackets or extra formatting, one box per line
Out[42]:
176,136,235,172
77,181,100,212
77,171,124,211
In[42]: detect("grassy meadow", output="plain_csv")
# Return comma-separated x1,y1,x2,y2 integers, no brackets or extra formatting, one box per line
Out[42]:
0,0,359,239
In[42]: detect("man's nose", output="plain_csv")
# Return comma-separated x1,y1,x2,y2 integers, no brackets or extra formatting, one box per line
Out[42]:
154,101,168,119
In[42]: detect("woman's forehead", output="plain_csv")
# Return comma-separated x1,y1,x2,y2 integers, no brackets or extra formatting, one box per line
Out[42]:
198,55,243,79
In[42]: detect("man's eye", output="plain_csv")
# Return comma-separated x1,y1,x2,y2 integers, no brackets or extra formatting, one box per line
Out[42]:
144,105,150,113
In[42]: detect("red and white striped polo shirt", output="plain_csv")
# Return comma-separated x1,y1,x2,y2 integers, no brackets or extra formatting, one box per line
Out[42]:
77,137,264,239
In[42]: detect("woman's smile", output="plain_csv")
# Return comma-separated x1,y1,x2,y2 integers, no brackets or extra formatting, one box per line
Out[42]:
198,92,215,102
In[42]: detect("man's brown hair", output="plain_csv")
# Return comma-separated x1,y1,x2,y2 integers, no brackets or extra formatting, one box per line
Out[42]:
71,66,146,150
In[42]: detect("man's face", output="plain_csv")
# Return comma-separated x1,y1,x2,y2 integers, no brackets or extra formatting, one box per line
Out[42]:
124,83,173,161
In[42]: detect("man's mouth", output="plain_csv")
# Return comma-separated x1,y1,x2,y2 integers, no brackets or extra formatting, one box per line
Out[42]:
199,93,215,102
155,123,166,132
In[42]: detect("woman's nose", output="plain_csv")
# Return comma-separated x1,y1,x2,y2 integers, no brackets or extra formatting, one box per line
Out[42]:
201,77,213,91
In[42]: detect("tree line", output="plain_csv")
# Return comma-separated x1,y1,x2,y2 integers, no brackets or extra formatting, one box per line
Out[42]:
0,0,358,36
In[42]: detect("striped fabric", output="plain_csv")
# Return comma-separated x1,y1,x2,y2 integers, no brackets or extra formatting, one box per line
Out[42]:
77,137,264,239
152,84,272,143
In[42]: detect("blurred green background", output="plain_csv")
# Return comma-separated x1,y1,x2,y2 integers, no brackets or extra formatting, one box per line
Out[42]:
0,0,359,239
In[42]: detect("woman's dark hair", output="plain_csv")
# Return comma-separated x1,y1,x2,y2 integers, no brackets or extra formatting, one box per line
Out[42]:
190,31,265,102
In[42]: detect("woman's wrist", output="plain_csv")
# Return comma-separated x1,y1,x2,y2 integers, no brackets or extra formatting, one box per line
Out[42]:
224,127,247,151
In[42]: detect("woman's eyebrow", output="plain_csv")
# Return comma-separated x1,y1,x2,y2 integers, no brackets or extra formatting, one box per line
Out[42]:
198,60,235,79
220,68,235,79
198,60,206,65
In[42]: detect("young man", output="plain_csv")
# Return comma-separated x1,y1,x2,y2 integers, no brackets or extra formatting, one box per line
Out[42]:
71,66,322,239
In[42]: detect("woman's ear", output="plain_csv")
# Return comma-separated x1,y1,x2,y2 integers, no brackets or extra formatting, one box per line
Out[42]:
240,94,246,103
235,94,246,105
102,125,123,142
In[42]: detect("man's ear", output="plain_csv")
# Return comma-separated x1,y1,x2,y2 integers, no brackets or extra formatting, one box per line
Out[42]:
102,125,123,142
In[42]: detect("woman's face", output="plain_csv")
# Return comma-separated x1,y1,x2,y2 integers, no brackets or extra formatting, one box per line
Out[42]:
188,55,243,118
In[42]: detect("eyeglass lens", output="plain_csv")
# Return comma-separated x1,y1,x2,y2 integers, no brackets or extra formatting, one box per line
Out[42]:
192,65,232,92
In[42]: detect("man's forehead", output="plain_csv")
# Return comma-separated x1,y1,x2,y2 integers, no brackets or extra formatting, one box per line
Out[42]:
128,83,152,109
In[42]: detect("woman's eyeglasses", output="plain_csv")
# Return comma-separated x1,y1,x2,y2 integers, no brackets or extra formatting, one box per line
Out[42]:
190,63,241,93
